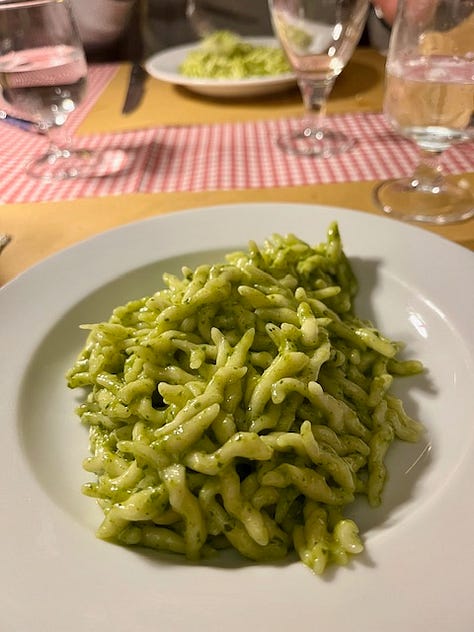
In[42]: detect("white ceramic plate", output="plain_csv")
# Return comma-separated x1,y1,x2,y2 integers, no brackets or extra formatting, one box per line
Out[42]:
144,37,296,97
1,203,473,631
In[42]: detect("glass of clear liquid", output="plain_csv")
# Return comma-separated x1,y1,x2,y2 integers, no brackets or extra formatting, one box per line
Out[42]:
0,0,128,180
268,0,369,157
374,0,474,224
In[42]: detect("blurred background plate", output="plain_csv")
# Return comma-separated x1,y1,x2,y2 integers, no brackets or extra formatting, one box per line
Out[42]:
145,37,296,97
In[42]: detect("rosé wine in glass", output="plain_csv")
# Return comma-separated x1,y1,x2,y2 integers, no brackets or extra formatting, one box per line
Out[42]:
268,0,369,157
384,55,473,152
0,44,87,126
373,0,474,224
0,0,128,180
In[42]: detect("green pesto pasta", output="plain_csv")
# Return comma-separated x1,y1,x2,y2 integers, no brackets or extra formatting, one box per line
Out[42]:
66,223,424,575
179,30,292,79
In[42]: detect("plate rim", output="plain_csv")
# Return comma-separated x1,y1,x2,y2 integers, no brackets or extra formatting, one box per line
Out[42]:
144,36,296,92
2,202,473,295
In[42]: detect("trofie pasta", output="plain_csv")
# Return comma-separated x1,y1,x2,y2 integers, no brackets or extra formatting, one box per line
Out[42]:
179,31,292,79
66,223,424,574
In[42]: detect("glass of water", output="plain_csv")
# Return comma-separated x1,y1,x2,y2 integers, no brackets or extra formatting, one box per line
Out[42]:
0,0,128,180
374,0,474,224
268,0,369,157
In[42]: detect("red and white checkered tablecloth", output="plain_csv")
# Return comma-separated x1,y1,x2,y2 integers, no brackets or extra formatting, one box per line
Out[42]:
1,64,473,204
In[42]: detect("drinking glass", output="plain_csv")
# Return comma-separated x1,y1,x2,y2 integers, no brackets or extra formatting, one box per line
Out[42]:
374,0,474,224
186,0,273,38
268,0,369,157
0,0,128,180
186,0,220,37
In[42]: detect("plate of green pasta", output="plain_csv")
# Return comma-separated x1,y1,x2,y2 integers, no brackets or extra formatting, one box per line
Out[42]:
0,203,473,631
145,33,296,97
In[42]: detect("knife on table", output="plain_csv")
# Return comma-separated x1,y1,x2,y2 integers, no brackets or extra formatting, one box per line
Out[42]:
122,62,148,114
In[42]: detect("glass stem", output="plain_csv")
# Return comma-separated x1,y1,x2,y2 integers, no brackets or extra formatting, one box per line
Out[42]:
40,122,72,157
411,149,445,192
298,78,334,131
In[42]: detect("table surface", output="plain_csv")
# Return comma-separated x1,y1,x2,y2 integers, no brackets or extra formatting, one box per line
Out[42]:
1,47,473,287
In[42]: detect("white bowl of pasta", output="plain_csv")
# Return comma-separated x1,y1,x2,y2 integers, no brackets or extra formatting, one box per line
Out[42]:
1,203,473,631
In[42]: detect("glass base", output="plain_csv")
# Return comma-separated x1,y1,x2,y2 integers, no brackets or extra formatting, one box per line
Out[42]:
26,147,130,181
276,127,355,157
374,176,474,225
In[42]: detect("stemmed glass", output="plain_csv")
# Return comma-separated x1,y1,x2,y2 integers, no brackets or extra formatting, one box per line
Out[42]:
186,0,215,37
186,0,272,38
374,0,474,224
0,0,128,181
268,0,369,157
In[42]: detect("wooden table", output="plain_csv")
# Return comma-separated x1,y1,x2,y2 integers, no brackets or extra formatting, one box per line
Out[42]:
1,47,473,287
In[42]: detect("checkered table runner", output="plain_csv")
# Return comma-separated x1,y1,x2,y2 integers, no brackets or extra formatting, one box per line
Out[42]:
1,65,472,203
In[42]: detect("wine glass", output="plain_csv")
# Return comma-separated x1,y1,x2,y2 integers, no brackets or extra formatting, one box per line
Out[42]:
0,0,128,181
186,0,216,38
186,0,274,38
373,0,474,224
268,0,369,157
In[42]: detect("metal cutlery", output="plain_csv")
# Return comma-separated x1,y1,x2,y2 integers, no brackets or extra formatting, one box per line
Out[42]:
122,63,148,115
